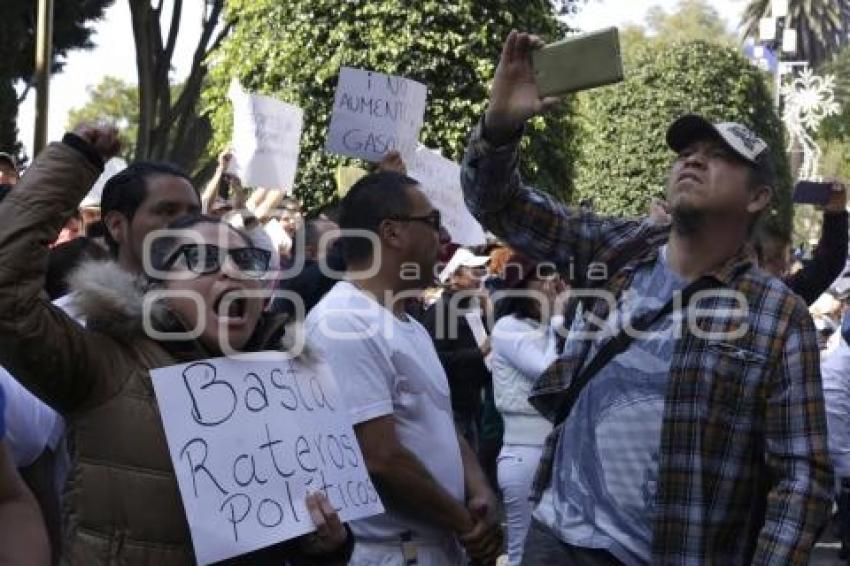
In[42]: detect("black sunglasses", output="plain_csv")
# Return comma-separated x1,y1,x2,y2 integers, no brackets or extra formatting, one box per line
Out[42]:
389,209,442,231
164,243,271,279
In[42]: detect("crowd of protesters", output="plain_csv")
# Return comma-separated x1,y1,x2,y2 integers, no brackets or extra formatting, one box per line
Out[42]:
1,30,850,566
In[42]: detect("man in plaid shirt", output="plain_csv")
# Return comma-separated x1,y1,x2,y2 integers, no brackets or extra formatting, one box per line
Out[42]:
461,31,833,565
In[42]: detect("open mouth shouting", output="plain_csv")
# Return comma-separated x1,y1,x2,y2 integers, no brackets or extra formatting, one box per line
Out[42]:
213,290,252,326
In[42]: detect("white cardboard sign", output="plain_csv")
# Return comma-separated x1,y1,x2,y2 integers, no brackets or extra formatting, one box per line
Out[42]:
465,311,488,350
325,67,427,162
151,354,383,565
408,145,487,246
81,157,127,208
228,80,303,191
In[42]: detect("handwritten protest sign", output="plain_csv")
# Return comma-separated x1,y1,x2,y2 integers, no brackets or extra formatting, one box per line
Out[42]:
151,355,383,565
325,67,427,162
408,145,486,246
228,80,303,192
465,311,488,350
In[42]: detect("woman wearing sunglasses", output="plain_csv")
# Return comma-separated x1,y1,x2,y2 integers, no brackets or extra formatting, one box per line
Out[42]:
0,125,352,565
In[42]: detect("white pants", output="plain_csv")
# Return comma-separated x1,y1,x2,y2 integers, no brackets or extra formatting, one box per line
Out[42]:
497,444,544,566
348,536,465,565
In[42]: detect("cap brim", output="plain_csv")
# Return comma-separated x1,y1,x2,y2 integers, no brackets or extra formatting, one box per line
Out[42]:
438,251,490,283
459,256,490,268
666,114,720,153
667,114,764,165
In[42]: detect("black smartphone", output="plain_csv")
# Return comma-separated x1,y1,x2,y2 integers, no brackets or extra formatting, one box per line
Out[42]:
792,181,833,205
218,174,232,201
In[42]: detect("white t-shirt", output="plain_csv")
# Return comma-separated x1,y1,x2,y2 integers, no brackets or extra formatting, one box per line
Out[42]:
305,281,465,542
0,369,63,466
822,338,850,480
490,315,558,446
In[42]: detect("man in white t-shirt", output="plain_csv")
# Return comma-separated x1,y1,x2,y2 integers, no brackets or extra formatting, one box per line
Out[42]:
306,170,502,566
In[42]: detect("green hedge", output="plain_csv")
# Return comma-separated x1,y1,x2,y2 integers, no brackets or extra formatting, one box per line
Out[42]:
572,40,793,235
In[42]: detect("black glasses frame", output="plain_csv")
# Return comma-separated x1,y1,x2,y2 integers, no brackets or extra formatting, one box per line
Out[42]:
389,209,442,231
163,243,272,278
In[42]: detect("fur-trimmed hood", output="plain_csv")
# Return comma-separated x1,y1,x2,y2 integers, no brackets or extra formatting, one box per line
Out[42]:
67,259,168,339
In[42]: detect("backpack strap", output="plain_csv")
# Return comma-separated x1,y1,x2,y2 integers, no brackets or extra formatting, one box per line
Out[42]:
553,275,720,426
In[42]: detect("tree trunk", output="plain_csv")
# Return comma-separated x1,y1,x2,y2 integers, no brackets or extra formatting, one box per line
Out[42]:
0,80,22,158
129,1,153,160
128,0,229,175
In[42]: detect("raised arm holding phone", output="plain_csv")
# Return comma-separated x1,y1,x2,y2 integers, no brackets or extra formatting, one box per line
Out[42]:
461,30,832,565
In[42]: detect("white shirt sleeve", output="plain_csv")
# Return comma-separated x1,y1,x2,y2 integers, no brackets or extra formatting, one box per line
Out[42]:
0,367,62,467
0,296,76,467
822,344,850,479
307,312,396,425
492,316,559,380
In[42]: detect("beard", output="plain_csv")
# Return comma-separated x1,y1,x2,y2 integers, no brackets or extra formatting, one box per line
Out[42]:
670,201,706,236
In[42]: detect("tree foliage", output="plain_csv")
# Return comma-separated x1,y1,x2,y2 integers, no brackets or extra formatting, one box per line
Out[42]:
204,0,577,211
66,74,191,166
645,0,736,46
617,0,736,62
553,0,589,16
0,0,114,157
819,45,850,128
67,76,139,161
740,0,850,67
573,41,793,235
817,46,850,181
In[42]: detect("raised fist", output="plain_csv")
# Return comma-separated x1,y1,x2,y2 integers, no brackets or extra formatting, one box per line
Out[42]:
218,149,233,168
71,122,122,161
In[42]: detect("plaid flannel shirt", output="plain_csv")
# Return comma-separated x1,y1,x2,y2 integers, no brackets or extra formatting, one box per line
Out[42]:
461,121,833,564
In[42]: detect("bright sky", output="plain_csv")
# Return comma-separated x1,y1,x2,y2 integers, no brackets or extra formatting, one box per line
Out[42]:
16,0,747,157
569,0,746,31
16,1,203,156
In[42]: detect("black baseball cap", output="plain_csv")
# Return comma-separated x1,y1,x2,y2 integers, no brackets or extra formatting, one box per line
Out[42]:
667,114,775,186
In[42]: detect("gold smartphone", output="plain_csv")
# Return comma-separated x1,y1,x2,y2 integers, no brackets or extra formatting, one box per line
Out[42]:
532,27,624,97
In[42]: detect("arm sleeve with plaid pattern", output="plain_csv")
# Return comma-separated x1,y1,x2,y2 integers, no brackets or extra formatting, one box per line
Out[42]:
460,118,637,287
754,304,834,564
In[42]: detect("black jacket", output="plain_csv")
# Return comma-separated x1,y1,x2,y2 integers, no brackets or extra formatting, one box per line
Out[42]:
786,211,848,305
419,291,491,418
270,242,346,318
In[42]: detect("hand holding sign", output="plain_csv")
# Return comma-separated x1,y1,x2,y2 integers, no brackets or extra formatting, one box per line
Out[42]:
300,492,349,555
151,355,382,565
377,150,407,175
325,67,427,163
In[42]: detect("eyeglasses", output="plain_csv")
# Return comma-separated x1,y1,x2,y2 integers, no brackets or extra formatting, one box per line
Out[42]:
389,209,442,231
164,243,271,279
